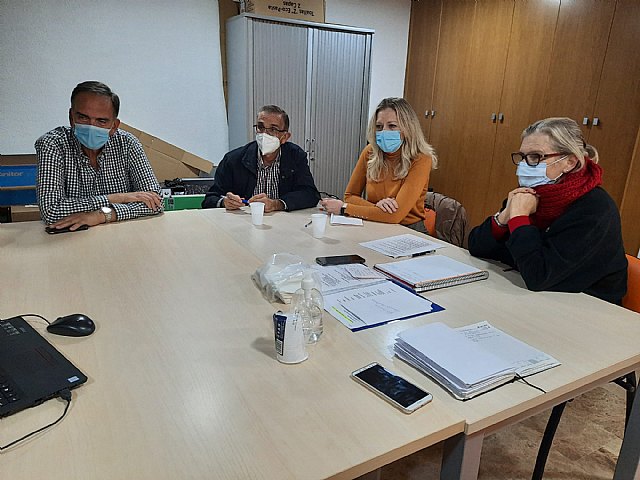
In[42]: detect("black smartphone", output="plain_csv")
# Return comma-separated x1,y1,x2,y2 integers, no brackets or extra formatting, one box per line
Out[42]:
45,224,89,234
315,254,366,266
351,363,432,413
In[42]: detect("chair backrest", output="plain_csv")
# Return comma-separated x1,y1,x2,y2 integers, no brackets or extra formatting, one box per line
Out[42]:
623,254,640,313
425,192,468,248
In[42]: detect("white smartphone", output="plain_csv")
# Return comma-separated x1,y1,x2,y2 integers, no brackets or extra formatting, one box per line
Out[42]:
351,363,432,414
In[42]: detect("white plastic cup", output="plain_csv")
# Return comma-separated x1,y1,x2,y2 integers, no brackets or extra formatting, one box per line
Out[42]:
250,202,265,226
273,312,308,364
311,213,327,239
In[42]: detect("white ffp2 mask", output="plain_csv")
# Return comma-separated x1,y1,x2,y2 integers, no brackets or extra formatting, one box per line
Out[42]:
256,133,281,155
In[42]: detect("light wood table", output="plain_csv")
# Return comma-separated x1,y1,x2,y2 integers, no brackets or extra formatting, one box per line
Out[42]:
201,207,640,479
0,210,463,480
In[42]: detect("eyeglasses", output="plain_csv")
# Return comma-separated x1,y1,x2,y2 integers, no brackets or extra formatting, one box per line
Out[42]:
254,124,287,136
511,152,567,167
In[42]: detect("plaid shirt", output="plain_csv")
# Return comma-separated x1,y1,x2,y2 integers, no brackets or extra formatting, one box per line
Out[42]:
254,150,281,200
35,126,161,224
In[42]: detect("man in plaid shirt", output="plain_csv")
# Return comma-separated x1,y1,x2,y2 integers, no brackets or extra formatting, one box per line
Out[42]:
36,81,162,230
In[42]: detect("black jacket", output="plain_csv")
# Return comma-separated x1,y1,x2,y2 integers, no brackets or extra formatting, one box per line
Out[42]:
468,187,627,305
202,141,320,211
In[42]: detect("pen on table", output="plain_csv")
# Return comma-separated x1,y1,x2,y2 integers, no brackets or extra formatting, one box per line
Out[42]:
411,250,436,258
223,195,249,205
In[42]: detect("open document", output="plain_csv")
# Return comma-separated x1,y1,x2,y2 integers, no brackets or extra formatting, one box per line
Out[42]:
317,265,443,331
325,281,443,331
315,264,387,295
394,321,560,400
360,233,445,258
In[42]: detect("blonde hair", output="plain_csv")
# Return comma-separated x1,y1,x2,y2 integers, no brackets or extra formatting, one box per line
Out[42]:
366,97,437,182
523,117,599,170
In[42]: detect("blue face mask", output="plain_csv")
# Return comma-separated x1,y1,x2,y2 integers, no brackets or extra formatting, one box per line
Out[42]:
375,130,402,153
74,123,111,150
516,157,565,188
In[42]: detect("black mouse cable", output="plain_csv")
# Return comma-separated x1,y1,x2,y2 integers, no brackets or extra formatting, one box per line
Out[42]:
514,373,547,394
0,389,72,451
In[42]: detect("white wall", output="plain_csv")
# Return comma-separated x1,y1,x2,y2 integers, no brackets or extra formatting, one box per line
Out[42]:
0,0,227,168
0,0,412,163
325,0,412,117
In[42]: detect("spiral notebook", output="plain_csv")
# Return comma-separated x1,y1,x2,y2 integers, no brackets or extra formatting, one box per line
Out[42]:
374,255,488,293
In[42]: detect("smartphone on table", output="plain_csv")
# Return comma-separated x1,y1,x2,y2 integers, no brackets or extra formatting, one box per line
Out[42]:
351,362,432,414
45,224,89,234
315,254,366,266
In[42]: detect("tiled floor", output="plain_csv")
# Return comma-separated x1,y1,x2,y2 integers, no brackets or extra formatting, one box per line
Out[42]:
379,383,627,480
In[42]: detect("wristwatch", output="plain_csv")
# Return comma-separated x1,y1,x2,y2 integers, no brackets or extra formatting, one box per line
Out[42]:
493,211,507,228
340,203,348,216
101,206,113,223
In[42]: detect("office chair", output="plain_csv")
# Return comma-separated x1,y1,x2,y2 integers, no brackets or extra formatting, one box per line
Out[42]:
623,254,640,312
424,207,436,237
532,254,640,480
424,192,468,247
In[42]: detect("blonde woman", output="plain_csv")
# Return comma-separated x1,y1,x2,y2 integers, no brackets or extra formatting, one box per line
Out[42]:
321,97,437,232
469,117,627,304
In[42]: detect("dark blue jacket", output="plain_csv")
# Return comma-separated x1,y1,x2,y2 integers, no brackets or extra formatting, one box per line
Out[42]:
468,187,627,305
202,141,320,211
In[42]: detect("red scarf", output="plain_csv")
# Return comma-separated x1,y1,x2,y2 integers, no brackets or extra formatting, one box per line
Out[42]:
531,158,602,230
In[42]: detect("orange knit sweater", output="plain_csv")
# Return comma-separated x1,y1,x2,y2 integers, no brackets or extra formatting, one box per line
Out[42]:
343,145,432,225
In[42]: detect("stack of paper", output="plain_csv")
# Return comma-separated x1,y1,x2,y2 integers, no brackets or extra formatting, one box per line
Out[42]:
330,214,363,226
394,321,560,400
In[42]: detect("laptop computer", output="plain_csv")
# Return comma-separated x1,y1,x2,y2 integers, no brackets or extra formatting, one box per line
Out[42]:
0,316,87,418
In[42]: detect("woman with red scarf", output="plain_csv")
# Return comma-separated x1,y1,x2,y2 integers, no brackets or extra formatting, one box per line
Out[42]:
468,117,627,305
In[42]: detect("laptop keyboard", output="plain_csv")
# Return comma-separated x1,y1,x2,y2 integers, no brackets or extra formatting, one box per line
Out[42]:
1,319,22,337
0,320,23,409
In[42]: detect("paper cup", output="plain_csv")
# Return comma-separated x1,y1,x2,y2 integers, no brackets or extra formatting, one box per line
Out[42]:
250,202,265,226
273,312,308,364
311,213,327,239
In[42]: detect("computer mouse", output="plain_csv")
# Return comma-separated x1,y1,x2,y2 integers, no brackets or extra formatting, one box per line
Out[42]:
47,314,95,337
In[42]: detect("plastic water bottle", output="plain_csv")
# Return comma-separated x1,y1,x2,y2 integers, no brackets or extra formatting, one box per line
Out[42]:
292,270,324,344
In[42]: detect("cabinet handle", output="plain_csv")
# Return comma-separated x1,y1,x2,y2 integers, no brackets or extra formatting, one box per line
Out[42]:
491,113,497,123
431,110,436,118
306,139,315,162
582,117,589,126
425,110,430,118
498,113,504,122
593,117,600,126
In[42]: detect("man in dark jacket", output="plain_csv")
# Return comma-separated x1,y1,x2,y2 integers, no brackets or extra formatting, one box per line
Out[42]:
202,105,320,212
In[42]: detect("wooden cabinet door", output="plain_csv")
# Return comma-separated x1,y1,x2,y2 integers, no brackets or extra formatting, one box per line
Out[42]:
541,0,616,135
428,0,514,227
586,0,640,207
620,129,640,256
484,0,561,219
404,0,442,140
416,0,475,209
